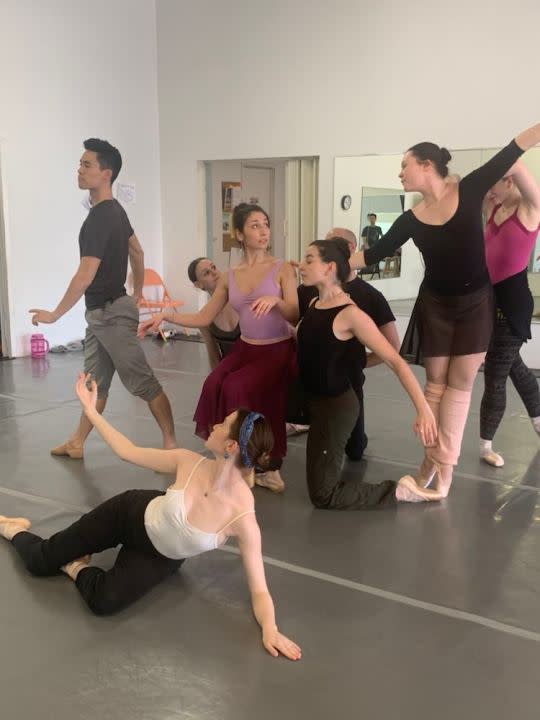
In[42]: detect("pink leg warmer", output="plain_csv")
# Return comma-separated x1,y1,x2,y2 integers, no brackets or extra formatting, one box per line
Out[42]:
431,386,472,466
424,381,447,429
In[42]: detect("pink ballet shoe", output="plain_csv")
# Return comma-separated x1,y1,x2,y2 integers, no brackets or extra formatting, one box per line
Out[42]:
431,460,453,499
396,476,442,503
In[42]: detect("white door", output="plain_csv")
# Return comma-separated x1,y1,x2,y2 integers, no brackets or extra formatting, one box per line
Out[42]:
240,165,285,260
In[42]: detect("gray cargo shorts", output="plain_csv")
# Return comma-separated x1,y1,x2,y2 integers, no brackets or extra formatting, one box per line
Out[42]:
84,295,162,402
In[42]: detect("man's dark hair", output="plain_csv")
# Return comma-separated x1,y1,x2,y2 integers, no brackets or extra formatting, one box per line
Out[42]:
368,213,377,219
83,138,122,184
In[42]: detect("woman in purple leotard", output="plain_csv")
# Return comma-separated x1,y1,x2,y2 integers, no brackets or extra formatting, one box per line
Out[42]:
140,204,299,493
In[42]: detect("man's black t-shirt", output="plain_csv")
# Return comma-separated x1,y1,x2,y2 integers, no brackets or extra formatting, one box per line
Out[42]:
361,225,383,248
79,199,133,309
297,277,396,326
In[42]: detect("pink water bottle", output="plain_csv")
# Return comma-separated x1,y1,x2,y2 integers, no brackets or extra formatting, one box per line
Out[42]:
30,333,50,358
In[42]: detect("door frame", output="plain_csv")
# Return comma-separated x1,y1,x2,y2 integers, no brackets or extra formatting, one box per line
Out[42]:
0,142,13,357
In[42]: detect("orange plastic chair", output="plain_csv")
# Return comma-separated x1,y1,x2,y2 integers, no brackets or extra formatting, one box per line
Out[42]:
138,268,184,318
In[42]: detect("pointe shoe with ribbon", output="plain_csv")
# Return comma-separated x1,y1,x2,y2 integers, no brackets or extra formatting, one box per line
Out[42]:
396,476,442,503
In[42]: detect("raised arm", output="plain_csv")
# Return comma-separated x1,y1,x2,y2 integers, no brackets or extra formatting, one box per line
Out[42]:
509,160,540,228
461,140,528,204
75,373,190,473
515,123,540,152
338,307,436,446
237,518,301,661
350,213,412,270
139,272,229,336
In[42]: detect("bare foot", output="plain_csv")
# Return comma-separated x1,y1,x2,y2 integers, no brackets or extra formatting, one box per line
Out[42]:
50,441,84,459
0,516,31,541
396,476,442,503
62,555,92,581
255,470,286,493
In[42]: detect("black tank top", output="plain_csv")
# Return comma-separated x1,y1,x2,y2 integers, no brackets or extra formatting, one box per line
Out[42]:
297,303,365,396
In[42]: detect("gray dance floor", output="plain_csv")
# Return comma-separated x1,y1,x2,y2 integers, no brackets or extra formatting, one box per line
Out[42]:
1,339,540,719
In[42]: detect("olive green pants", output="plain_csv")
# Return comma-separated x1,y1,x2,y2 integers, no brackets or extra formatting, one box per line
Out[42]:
306,388,397,510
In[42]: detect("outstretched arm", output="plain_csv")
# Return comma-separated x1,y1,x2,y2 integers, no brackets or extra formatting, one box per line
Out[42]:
339,307,436,446
139,273,229,336
29,256,101,325
350,213,412,270
75,373,189,473
461,124,540,203
515,123,540,152
365,320,400,368
509,160,540,228
237,518,301,661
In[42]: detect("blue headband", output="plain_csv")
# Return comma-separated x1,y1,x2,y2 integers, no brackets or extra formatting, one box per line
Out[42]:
239,412,264,468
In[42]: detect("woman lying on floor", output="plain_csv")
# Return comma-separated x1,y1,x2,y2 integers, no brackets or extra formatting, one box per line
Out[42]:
0,373,301,661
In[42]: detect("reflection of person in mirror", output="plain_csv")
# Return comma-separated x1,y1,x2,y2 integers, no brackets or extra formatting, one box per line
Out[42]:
139,203,299,494
294,228,400,460
479,161,540,467
296,238,441,508
361,213,383,249
187,257,240,369
348,122,540,498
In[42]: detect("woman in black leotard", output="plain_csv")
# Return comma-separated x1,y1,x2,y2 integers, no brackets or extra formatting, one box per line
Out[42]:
350,122,540,497
187,257,240,369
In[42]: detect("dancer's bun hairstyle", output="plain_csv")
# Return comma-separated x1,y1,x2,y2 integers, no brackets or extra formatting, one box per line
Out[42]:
229,409,274,472
187,257,208,283
408,142,452,178
232,203,270,237
310,238,351,284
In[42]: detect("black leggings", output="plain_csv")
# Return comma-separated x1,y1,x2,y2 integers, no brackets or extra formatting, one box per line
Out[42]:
480,315,540,441
306,388,397,510
11,490,184,615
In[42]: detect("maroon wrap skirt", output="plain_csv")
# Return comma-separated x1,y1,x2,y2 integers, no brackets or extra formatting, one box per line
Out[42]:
194,337,297,461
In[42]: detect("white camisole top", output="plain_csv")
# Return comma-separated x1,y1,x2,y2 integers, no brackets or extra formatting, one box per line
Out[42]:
144,457,254,560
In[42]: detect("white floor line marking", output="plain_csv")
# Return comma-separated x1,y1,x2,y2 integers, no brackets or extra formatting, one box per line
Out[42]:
220,546,540,643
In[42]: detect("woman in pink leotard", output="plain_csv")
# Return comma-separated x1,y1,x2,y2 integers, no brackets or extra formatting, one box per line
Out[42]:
140,204,299,493
479,161,540,467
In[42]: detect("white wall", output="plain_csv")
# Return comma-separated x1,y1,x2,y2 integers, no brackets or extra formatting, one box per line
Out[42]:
156,0,540,312
0,0,162,356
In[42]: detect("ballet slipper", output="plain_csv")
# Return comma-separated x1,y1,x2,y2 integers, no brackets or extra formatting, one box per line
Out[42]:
286,423,310,437
62,555,92,581
255,470,285,493
480,450,504,468
50,441,84,459
0,516,31,541
396,476,442,503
